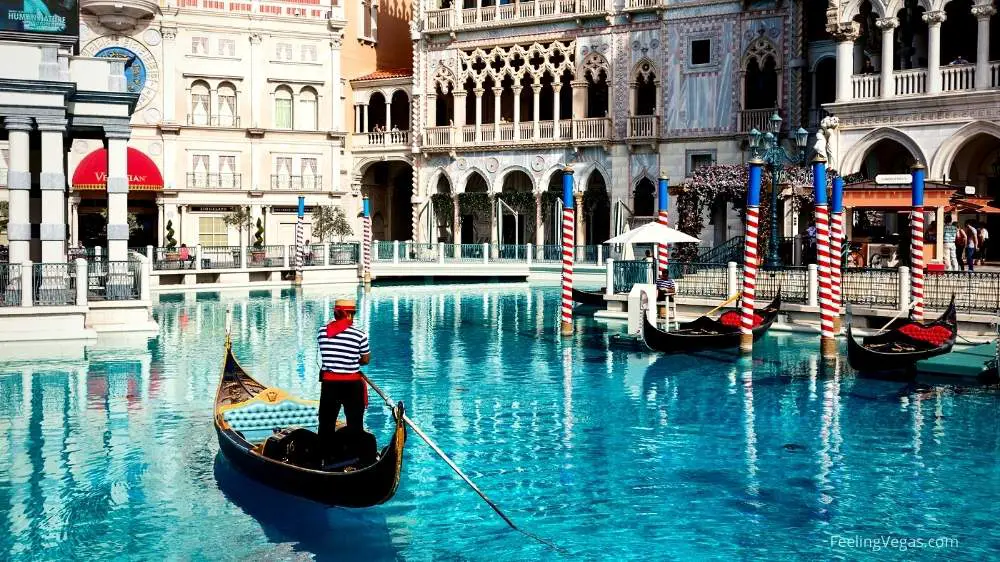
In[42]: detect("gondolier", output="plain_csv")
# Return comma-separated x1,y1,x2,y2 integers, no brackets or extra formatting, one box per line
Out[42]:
317,299,371,454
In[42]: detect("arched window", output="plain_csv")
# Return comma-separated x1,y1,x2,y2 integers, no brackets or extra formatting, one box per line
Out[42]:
274,86,293,129
435,84,453,127
390,90,410,130
634,61,657,116
581,53,610,118
634,177,655,216
297,87,318,130
743,37,779,111
368,92,386,131
190,81,210,125
217,82,237,127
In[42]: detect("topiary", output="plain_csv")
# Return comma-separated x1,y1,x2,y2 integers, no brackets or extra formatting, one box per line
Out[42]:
165,220,177,249
253,218,264,249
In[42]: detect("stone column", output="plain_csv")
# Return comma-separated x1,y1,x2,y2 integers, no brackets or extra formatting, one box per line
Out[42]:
37,118,67,263
575,192,585,247
512,86,522,140
69,198,80,246
830,23,860,102
535,191,543,246
532,84,541,139
974,5,996,90
571,80,587,120
105,127,131,261
924,11,947,94
209,87,218,126
249,33,264,128
385,96,392,129
4,116,32,264
877,17,899,99
492,87,502,139
552,84,562,139
488,194,496,253
474,88,483,140
157,202,165,246
362,104,369,132
354,104,361,132
330,34,343,131
453,194,461,244
161,27,177,122
454,90,467,127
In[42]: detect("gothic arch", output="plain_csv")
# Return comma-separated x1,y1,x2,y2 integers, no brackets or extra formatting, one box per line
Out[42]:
580,52,611,82
577,162,610,193
433,64,457,94
426,167,452,195
457,168,491,194
540,165,567,193
930,120,1000,179
633,58,658,81
841,127,928,175
742,35,781,71
495,165,536,193
353,155,412,178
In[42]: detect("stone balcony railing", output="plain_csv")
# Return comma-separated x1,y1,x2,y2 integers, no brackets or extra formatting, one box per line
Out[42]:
424,118,610,149
627,115,659,140
270,175,323,190
352,130,409,150
186,173,242,189
848,61,1000,101
424,0,607,33
738,108,779,133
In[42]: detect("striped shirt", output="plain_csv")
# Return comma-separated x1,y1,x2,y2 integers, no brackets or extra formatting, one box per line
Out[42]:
656,278,676,292
943,224,958,244
317,326,370,373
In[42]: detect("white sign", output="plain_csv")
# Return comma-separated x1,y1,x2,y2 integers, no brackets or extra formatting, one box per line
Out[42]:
875,174,913,185
964,185,976,195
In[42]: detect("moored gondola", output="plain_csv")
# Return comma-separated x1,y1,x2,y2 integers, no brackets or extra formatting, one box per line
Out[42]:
641,292,782,353
213,336,406,507
572,287,606,307
847,297,957,375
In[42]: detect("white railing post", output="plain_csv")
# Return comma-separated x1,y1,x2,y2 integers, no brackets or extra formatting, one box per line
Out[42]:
727,261,739,298
596,244,603,267
324,243,331,266
146,244,154,261
21,261,32,307
195,245,203,271
606,259,614,296
393,241,400,264
899,266,910,313
439,242,445,264
282,247,290,268
807,264,818,307
94,246,102,260
526,243,533,266
240,245,248,269
483,243,489,264
140,257,151,301
75,259,88,306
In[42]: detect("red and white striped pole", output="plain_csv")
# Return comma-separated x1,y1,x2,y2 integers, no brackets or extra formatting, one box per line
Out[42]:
656,173,670,277
362,196,372,289
560,166,575,336
813,156,837,359
911,163,927,321
740,159,764,354
830,176,845,332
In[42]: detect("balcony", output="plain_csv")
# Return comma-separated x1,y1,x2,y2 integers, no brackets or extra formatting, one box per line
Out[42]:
627,115,659,141
424,118,609,150
848,61,1000,101
270,175,323,190
739,108,779,133
81,0,157,31
186,115,242,128
186,173,242,189
352,130,410,151
623,0,662,14
424,0,608,34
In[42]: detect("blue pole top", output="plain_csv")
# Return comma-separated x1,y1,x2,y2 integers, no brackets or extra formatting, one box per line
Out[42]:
657,174,669,213
911,163,926,207
747,159,763,207
297,196,305,218
562,166,574,209
362,196,370,217
831,176,844,213
812,157,828,206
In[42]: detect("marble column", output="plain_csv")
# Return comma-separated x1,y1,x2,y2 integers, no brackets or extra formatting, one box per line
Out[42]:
37,118,67,263
512,86,522,140
492,87,502,139
532,84,540,139
69,198,80,247
453,194,461,244
105,127,131,261
4,116,32,264
454,91,467,128
571,80,587,120
209,87,218,126
924,11,947,94
354,104,361,132
552,84,562,139
831,23,860,102
161,27,177,122
474,88,483,140
385,96,392,129
877,17,899,99
249,33,264,128
488,194,496,251
575,192,585,247
329,34,343,130
362,103,369,132
534,191,543,246
157,202,165,247
974,5,996,90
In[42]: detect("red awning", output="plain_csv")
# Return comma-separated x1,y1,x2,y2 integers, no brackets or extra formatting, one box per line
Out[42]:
72,147,164,191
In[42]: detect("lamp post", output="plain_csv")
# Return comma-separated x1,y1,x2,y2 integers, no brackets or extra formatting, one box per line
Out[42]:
747,111,809,268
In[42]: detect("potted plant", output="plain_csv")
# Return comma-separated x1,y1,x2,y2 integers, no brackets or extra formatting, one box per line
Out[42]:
251,218,265,264
164,220,179,261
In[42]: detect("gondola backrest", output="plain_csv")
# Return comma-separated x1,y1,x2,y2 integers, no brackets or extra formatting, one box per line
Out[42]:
222,399,319,443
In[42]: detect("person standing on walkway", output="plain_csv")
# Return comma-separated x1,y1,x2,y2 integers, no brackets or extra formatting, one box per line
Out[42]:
942,215,959,271
978,223,989,265
964,220,978,272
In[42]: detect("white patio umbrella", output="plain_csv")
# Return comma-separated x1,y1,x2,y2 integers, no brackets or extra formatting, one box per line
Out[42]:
604,222,701,261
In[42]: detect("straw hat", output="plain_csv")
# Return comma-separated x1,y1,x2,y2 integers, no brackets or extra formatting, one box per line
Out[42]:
334,299,357,311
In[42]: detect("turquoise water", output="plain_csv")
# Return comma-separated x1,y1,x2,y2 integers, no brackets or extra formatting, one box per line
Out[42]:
1,285,998,561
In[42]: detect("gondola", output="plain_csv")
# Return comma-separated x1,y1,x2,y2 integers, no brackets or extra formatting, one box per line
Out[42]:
572,287,606,307
641,292,782,353
213,335,406,507
847,297,958,375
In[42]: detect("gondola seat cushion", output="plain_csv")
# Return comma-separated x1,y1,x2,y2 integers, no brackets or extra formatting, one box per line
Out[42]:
223,400,319,442
899,324,953,346
718,311,765,328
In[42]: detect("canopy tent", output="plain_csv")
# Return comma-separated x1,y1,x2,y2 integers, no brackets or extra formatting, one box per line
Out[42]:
604,221,700,260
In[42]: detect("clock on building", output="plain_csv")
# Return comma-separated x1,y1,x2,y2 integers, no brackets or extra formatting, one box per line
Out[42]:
81,36,160,110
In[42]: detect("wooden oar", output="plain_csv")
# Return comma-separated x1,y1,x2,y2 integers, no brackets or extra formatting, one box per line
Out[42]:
876,299,912,334
706,293,740,316
358,372,564,553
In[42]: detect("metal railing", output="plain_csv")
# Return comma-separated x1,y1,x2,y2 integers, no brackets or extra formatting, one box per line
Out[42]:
575,245,598,264
754,265,808,304
739,108,779,132
0,263,22,306
153,247,196,270
925,271,1000,313
496,244,526,261
697,236,745,264
536,244,561,261
270,175,323,190
250,246,284,268
201,246,241,269
842,268,900,308
86,260,140,301
613,260,654,294
186,173,242,189
328,243,360,265
374,241,395,261
33,263,74,306
186,115,241,127
670,262,728,299
399,242,438,262
443,243,485,262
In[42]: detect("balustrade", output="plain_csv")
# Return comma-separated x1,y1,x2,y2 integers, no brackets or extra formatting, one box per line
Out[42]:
992,61,1000,88
499,122,515,142
627,115,659,139
361,130,408,146
538,120,554,139
851,74,881,100
518,122,534,140
573,118,611,141
738,108,778,133
941,64,975,92
427,0,607,31
425,8,450,30
425,126,452,147
893,68,927,96
626,0,658,8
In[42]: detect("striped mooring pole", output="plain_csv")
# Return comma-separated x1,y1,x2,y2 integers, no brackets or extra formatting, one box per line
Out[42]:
910,163,926,321
740,159,764,354
560,166,575,336
813,156,837,359
363,196,372,289
294,196,305,286
830,176,845,332
656,173,670,277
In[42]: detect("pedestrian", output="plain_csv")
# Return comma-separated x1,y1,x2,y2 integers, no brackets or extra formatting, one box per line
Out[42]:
942,214,959,271
963,220,978,272
956,222,967,270
978,223,989,265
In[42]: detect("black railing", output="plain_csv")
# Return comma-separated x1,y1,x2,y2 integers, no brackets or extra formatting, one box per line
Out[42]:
87,260,140,301
697,236,745,264
33,263,75,306
842,268,900,308
154,247,196,270
328,243,360,265
925,271,1000,313
670,262,728,299
201,246,241,269
613,260,654,294
0,263,22,306
755,265,808,304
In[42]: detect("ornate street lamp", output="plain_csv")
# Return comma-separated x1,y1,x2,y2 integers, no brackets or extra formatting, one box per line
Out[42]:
747,111,809,268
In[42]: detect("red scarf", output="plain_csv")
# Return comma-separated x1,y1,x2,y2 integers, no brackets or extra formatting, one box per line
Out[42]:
325,317,353,338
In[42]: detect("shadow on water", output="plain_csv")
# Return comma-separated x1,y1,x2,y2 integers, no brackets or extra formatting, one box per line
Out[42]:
213,454,398,560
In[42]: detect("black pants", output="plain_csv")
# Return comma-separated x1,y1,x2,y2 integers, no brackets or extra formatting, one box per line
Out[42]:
318,380,365,451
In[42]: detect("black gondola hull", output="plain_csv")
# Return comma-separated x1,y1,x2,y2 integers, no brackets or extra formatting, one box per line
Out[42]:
641,293,782,354
572,288,606,307
846,299,958,374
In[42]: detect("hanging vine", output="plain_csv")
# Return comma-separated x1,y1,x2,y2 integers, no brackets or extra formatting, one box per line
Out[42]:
539,191,561,222
497,191,537,216
430,193,454,227
458,192,491,218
